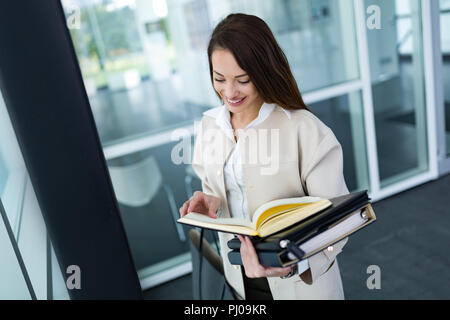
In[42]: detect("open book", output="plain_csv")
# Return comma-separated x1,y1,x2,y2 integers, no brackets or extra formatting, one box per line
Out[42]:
227,203,376,267
225,191,375,267
177,196,332,238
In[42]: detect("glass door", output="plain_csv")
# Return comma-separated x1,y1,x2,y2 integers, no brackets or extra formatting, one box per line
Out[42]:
364,0,429,188
439,0,450,172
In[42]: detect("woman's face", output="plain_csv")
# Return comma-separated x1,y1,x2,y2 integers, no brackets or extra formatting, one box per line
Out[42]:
211,49,264,116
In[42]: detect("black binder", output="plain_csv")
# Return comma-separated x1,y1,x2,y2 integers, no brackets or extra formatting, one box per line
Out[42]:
227,191,376,267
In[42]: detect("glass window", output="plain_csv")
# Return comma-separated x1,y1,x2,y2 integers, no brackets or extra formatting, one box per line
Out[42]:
0,151,7,195
365,0,429,187
0,87,68,299
63,0,359,146
309,91,370,193
0,91,34,299
0,201,31,299
440,0,450,156
253,0,360,92
105,143,195,283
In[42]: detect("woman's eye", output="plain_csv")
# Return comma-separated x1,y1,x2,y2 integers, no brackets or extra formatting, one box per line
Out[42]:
214,79,250,84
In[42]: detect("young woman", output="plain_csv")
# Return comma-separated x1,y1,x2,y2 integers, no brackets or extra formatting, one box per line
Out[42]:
179,13,349,300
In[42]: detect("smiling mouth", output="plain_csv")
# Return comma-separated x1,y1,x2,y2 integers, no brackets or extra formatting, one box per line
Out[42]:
226,97,247,105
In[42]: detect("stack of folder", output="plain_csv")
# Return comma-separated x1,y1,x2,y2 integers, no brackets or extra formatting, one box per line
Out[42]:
227,191,376,268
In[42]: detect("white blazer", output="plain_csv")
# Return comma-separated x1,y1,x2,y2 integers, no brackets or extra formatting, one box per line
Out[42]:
192,104,349,300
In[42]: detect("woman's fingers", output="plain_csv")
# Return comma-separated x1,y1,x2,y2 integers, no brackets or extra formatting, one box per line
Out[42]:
188,194,206,215
179,192,221,218
242,236,260,265
207,201,218,218
208,212,218,219
187,192,218,218
238,236,292,278
179,200,190,217
207,196,220,219
239,236,266,278
244,236,258,256
265,266,292,278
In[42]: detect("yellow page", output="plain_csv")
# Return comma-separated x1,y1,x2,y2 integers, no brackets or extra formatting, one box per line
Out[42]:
255,203,310,229
257,199,331,237
251,196,324,229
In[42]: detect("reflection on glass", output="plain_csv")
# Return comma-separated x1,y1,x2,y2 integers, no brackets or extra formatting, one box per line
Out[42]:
0,92,28,242
440,0,450,156
106,144,195,284
309,91,370,193
63,0,359,146
0,91,34,299
0,89,68,299
268,0,360,92
366,0,428,186
0,204,31,299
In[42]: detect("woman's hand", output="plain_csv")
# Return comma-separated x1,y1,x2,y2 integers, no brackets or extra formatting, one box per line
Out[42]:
179,191,221,219
238,235,292,278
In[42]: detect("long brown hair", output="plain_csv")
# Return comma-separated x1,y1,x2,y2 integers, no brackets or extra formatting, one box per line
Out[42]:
207,13,310,112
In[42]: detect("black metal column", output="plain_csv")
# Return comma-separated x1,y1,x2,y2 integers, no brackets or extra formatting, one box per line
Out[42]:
0,0,143,299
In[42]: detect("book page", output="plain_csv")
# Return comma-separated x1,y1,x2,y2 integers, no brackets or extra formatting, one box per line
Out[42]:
257,199,332,237
254,203,307,229
177,212,256,236
252,196,324,229
179,212,252,228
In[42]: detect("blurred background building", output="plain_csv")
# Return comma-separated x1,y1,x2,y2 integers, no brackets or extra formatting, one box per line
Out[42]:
1,0,449,299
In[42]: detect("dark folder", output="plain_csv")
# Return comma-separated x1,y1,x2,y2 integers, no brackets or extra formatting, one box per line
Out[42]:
227,191,376,267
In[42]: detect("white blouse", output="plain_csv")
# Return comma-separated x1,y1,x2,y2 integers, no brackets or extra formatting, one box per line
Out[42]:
204,102,310,274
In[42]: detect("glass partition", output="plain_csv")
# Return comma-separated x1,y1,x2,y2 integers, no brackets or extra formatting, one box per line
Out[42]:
0,85,68,300
0,200,31,299
308,90,369,193
105,144,195,284
440,0,450,156
365,0,429,187
63,0,359,147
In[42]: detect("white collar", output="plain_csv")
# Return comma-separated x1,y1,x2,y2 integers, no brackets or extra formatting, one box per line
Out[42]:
203,102,291,142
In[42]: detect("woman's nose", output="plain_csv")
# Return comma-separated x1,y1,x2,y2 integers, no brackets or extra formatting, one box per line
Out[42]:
222,84,239,99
